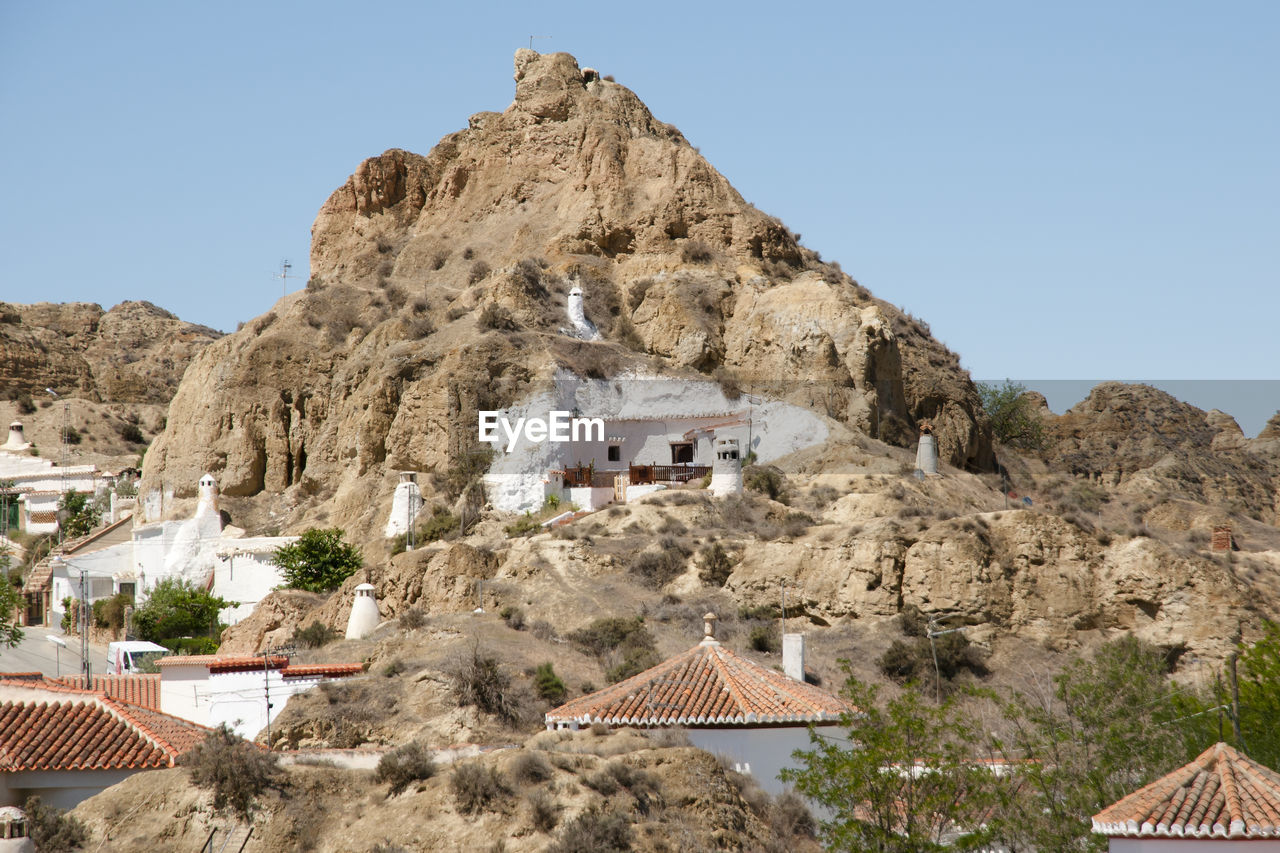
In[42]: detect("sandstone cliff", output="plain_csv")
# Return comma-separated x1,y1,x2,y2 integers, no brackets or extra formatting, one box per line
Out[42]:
142,49,991,539
0,300,222,403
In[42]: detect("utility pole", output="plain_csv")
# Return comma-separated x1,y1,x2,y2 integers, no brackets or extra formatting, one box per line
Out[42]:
1228,652,1246,755
927,617,968,704
79,562,90,680
275,260,299,297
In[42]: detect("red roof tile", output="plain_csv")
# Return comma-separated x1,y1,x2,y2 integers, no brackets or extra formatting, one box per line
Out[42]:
54,674,161,710
1094,743,1280,839
280,663,365,679
545,637,851,728
0,682,209,772
154,655,288,673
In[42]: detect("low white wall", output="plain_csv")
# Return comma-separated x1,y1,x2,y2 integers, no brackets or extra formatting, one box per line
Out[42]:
687,725,839,796
567,486,614,511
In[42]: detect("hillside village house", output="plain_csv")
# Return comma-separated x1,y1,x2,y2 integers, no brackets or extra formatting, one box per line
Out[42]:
0,674,207,810
0,422,105,537
1093,742,1280,850
482,377,828,514
153,654,364,741
22,473,295,629
545,614,848,795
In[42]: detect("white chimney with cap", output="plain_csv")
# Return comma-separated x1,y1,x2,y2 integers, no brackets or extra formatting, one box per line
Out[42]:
783,633,806,682
345,583,381,640
2,421,30,452
709,436,744,497
915,421,939,477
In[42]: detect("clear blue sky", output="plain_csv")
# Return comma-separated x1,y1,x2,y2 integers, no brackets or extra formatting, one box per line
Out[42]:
3,3,1277,426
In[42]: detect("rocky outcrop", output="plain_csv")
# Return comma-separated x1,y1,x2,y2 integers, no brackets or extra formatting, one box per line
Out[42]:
1040,382,1277,518
143,49,992,543
0,300,221,402
727,509,1255,662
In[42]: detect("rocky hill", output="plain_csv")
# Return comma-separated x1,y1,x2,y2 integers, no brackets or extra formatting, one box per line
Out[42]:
140,49,991,536
0,299,222,403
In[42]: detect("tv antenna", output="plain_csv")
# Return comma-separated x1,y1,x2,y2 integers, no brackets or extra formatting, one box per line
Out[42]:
528,35,552,50
275,260,301,296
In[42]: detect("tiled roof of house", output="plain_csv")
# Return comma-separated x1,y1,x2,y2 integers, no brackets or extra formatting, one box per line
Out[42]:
281,663,365,679
545,632,850,728
1093,742,1280,839
54,674,161,710
0,680,208,772
154,655,289,673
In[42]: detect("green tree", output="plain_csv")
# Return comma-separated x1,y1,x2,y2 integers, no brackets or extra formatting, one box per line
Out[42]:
133,578,229,643
782,672,996,852
0,542,22,648
270,527,363,592
58,490,102,538
986,636,1195,852
977,380,1045,450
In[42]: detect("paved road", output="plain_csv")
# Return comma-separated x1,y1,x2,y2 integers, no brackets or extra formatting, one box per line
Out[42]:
0,625,110,678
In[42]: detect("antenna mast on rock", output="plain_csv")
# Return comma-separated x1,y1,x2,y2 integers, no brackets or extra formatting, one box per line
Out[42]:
275,260,300,297
528,35,552,50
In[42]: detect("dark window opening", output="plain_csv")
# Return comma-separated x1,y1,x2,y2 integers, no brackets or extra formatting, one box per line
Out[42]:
607,445,621,462
670,443,694,464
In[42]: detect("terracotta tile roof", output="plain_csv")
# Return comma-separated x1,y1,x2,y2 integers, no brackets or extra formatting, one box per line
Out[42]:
154,655,288,673
1094,742,1280,839
0,681,209,772
280,663,365,679
54,674,161,710
545,637,851,727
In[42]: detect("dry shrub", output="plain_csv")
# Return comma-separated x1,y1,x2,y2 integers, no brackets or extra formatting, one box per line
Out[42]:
697,543,734,587
181,724,281,820
452,763,512,814
527,788,561,833
399,606,426,629
23,796,90,852
648,728,691,748
629,548,686,588
479,303,518,331
548,805,633,853
511,750,553,785
469,260,491,283
681,239,714,263
448,645,535,727
376,741,437,794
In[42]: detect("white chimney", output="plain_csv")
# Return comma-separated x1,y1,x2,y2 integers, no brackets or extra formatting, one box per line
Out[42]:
2,421,30,452
915,421,939,477
345,583,380,640
709,436,744,497
783,633,805,682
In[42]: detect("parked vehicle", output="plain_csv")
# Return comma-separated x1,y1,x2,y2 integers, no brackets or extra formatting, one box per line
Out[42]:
105,640,169,674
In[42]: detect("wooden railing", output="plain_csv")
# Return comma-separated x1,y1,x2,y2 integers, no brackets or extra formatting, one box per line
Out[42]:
561,466,618,488
629,463,711,485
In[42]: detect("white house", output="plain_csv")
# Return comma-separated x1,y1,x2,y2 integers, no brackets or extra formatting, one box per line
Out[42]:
0,675,208,810
0,437,102,536
1093,742,1280,850
483,376,829,513
545,614,848,795
155,654,364,742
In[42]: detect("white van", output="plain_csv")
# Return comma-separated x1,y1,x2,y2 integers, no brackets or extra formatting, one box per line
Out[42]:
105,641,170,675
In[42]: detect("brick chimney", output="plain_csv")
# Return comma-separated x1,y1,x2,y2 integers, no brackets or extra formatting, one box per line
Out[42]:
1211,525,1233,552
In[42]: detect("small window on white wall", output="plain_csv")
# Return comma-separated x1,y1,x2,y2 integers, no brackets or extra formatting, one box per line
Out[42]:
607,445,621,462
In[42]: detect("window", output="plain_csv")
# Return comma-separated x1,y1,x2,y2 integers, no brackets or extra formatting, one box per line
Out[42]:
670,443,694,464
607,445,621,462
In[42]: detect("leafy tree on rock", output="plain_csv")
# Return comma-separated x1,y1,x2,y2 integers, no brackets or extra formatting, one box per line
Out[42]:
977,380,1046,450
0,543,22,648
271,527,363,592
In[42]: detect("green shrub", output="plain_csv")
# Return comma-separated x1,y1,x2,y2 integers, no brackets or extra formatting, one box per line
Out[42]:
501,606,526,630
133,578,228,643
271,528,363,593
744,466,787,501
291,621,336,649
749,624,779,653
118,423,145,444
568,617,660,683
697,543,734,587
162,636,220,655
451,763,511,814
376,741,437,794
505,514,541,538
180,724,281,820
533,662,566,704
92,593,132,631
